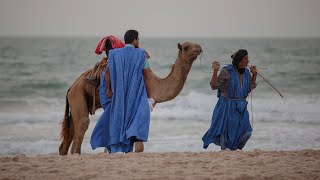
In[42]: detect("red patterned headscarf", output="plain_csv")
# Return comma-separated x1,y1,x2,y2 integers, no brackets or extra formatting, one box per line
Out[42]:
95,35,125,55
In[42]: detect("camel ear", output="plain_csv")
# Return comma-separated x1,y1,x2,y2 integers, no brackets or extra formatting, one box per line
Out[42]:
178,43,182,51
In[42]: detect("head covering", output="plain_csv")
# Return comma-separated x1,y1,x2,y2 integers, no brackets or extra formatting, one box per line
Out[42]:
95,35,125,55
231,49,248,66
231,49,248,74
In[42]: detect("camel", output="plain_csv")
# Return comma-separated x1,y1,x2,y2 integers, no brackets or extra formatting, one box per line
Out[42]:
59,42,202,155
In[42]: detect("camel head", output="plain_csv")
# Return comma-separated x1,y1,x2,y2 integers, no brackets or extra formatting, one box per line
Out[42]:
177,42,202,63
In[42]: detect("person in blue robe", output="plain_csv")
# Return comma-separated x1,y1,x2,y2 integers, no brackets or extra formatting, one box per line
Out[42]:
91,30,151,153
202,49,258,150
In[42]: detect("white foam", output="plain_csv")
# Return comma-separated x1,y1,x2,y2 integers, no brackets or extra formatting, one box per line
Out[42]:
1,91,320,155
152,91,320,124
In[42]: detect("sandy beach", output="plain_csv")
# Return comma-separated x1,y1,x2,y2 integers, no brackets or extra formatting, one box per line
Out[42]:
1,150,320,180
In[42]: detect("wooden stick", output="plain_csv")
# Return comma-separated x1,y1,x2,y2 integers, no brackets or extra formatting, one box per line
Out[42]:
257,72,284,98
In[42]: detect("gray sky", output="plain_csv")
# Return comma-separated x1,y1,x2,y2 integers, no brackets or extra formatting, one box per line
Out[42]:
0,0,319,37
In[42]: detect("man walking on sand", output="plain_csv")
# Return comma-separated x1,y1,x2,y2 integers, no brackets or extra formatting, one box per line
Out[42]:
91,30,152,153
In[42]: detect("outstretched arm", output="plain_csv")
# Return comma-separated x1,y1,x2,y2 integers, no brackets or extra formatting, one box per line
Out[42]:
249,65,258,91
210,61,220,90
143,67,156,108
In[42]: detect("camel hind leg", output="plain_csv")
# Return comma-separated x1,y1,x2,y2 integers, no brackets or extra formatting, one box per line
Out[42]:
69,94,90,154
70,116,89,154
59,94,75,155
59,116,74,155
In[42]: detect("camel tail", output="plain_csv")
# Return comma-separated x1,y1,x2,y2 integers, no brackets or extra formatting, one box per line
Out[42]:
60,93,71,142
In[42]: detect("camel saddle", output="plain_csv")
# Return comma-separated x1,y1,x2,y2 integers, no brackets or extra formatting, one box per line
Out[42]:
85,57,108,87
84,57,108,115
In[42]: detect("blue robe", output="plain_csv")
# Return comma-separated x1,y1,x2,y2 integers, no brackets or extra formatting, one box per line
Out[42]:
99,67,112,110
90,47,150,153
202,65,252,150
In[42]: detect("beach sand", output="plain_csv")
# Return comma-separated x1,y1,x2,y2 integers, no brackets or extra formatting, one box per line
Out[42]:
1,150,320,180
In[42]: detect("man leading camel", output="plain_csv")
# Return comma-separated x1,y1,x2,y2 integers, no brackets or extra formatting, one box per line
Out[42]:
90,30,152,153
59,38,202,155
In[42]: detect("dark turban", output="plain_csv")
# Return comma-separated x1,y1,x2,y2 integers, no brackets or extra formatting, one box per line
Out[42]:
231,49,248,74
231,49,248,66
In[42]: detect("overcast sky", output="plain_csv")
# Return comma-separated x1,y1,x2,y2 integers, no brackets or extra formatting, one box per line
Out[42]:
0,0,319,37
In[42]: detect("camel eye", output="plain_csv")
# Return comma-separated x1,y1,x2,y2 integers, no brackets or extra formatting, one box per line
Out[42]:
184,46,189,52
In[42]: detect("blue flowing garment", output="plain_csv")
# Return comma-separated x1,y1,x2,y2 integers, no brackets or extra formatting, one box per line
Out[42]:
99,67,112,110
90,47,150,153
202,65,252,150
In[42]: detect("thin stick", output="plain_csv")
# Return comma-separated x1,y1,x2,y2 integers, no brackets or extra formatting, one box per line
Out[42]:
257,72,284,98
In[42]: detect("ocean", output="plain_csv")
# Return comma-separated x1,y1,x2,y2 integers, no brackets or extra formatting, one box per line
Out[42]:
0,37,320,155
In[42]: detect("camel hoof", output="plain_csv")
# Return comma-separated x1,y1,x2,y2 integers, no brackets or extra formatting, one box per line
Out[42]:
59,143,67,156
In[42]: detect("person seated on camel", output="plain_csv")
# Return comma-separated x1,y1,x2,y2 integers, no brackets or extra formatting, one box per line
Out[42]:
95,35,154,111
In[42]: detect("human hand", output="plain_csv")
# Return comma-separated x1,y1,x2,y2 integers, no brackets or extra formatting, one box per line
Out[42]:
249,65,257,76
212,61,220,71
106,89,113,98
145,51,150,59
